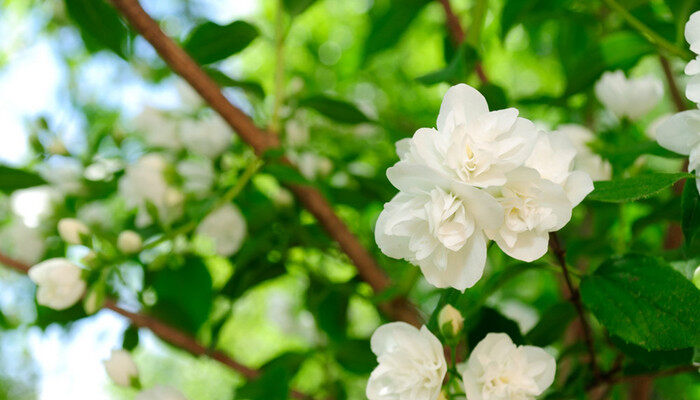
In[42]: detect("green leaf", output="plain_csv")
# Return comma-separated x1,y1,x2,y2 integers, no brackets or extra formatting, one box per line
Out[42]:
64,0,130,59
282,0,319,16
416,44,478,86
203,67,265,98
237,366,290,400
611,336,692,367
587,173,693,203
151,257,213,333
363,0,430,61
580,255,700,350
681,180,700,248
122,325,139,351
184,21,259,64
0,165,46,193
306,280,350,341
263,163,310,185
525,302,577,347
299,95,371,124
468,307,524,346
599,31,654,70
334,339,375,374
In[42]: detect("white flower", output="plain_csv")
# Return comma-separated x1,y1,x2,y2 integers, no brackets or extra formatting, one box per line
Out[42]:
134,106,182,151
118,155,181,227
655,110,700,192
594,70,663,121
645,113,671,140
103,349,139,387
39,157,84,195
460,333,556,400
47,138,68,155
135,386,188,400
437,304,464,337
398,84,538,188
0,219,45,265
177,159,215,196
485,167,579,262
375,164,502,290
525,131,594,205
557,124,612,181
195,204,247,257
290,151,333,180
285,119,309,147
28,258,86,310
366,322,447,400
179,114,232,158
685,11,700,103
57,218,89,245
117,230,143,254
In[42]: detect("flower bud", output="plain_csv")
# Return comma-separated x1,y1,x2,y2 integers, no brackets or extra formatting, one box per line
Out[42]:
438,304,464,337
57,218,89,245
117,230,143,254
83,285,104,315
103,349,139,388
28,258,86,310
48,139,68,155
693,266,700,289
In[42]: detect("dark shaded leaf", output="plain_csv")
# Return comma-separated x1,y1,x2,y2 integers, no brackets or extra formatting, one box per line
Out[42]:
237,366,289,400
184,21,259,64
416,44,477,86
306,280,350,341
611,336,692,367
468,307,524,346
64,0,130,58
299,96,371,124
282,0,318,16
525,302,577,347
363,0,430,60
204,67,265,98
122,324,139,351
151,257,213,333
580,255,700,350
0,165,46,193
588,173,693,203
334,339,375,374
681,179,700,250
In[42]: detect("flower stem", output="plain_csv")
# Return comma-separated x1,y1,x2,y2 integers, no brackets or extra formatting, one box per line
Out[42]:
549,232,599,378
602,0,693,60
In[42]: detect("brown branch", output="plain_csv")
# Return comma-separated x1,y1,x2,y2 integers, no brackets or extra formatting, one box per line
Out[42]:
0,253,310,399
437,0,488,83
107,0,420,327
660,56,687,112
549,232,599,377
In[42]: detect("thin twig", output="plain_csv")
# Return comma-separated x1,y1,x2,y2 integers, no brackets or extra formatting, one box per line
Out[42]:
602,0,693,60
0,253,310,399
659,56,687,112
549,232,599,377
436,0,488,83
107,0,420,327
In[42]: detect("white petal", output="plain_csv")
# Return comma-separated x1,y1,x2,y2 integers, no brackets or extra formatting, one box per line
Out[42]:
687,74,700,104
656,110,700,155
564,170,594,206
686,11,700,54
419,232,488,291
520,346,556,394
437,84,489,133
494,229,550,262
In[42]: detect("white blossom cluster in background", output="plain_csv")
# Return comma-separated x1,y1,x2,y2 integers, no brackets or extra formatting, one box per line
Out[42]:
656,11,700,192
375,83,594,291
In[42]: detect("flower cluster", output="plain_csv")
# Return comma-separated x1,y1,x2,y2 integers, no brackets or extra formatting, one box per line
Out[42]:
656,11,700,192
375,84,593,290
366,318,555,400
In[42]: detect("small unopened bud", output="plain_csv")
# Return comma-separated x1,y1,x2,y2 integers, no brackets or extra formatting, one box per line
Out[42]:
57,218,89,245
117,230,143,254
693,266,700,289
48,139,68,155
438,304,464,337
103,349,140,388
165,188,184,207
84,285,104,315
